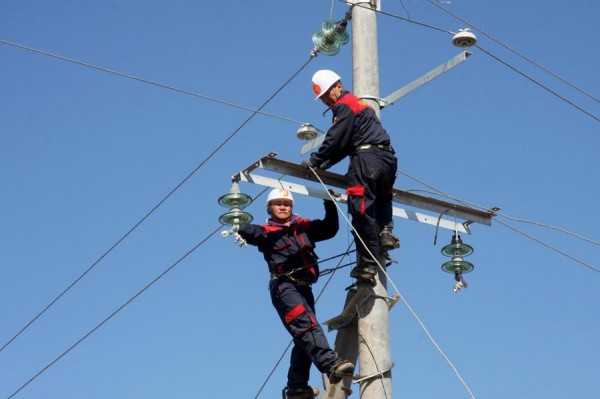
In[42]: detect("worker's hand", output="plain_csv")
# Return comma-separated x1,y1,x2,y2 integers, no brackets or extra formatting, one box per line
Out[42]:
319,160,332,170
233,232,247,247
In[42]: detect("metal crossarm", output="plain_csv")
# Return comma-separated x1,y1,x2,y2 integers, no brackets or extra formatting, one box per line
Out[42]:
233,154,494,227
300,51,472,155
381,50,472,107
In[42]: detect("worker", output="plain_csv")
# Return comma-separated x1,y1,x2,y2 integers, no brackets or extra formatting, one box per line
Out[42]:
304,69,399,284
236,188,354,399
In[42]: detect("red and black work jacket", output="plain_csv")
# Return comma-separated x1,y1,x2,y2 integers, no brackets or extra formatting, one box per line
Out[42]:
309,91,392,170
237,201,338,284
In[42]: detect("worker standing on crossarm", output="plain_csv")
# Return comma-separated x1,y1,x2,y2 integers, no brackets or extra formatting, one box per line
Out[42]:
236,188,354,399
304,69,399,285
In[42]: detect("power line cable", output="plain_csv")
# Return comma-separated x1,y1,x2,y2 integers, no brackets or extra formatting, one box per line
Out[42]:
340,0,451,33
0,52,317,355
6,186,272,399
495,218,600,274
253,241,355,399
253,341,294,399
319,260,356,276
476,44,600,124
357,332,389,399
6,225,222,399
397,168,600,272
308,166,478,399
496,214,600,247
338,3,600,264
317,248,357,264
399,168,600,245
398,0,412,20
423,0,600,105
0,39,306,126
339,2,600,124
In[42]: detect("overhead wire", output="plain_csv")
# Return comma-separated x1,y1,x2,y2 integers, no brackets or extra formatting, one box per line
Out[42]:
475,44,600,124
340,0,451,33
496,214,600,247
308,165,478,399
340,2,600,124
398,0,412,20
6,226,222,399
397,168,600,273
423,0,600,106
254,3,599,396
253,241,355,399
358,335,389,399
0,39,305,125
319,260,356,276
344,1,600,265
0,50,317,355
495,218,600,274
6,186,273,399
4,4,597,397
317,248,357,264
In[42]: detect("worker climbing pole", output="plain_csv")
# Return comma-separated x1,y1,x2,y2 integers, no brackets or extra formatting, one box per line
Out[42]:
219,185,355,399
217,2,489,399
304,67,399,285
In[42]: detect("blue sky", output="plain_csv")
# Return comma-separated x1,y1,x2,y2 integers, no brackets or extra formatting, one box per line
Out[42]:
1,1,599,398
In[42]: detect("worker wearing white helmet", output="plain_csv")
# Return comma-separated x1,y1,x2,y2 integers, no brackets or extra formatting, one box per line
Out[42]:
311,69,341,100
265,188,294,221
305,69,400,284
236,188,354,399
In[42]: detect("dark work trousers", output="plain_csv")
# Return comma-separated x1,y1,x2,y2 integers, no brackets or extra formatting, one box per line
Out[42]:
269,279,338,389
346,148,398,262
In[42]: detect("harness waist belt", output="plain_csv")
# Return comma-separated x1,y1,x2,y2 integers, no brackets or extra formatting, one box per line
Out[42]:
355,144,393,152
270,273,310,286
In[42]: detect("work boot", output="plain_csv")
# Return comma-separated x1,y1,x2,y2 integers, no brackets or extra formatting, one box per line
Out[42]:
350,257,377,285
350,266,376,285
283,386,320,399
380,227,400,250
328,359,355,384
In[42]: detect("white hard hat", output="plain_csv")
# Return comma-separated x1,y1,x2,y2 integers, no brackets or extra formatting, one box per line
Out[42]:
312,69,341,99
266,188,294,206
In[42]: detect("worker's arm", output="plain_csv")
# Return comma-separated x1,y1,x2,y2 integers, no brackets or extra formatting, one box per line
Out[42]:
309,104,354,169
236,223,266,247
306,200,339,242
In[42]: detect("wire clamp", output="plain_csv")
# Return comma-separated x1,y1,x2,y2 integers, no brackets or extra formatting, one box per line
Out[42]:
453,271,468,293
220,225,247,247
359,95,388,108
371,293,401,310
353,363,394,384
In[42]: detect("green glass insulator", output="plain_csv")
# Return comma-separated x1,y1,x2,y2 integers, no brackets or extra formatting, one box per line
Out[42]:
335,30,349,45
321,20,337,36
219,208,253,225
441,259,474,274
441,242,474,257
218,192,253,209
312,31,341,56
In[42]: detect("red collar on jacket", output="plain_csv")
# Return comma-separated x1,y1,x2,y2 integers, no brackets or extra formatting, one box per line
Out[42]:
262,215,311,233
334,91,368,114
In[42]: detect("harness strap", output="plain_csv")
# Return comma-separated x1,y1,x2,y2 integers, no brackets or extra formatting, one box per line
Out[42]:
355,143,393,152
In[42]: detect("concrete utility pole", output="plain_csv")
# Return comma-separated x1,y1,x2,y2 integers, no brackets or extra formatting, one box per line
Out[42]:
324,2,393,399
350,1,394,398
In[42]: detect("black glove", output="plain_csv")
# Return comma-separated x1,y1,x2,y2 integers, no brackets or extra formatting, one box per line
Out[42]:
319,160,332,170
